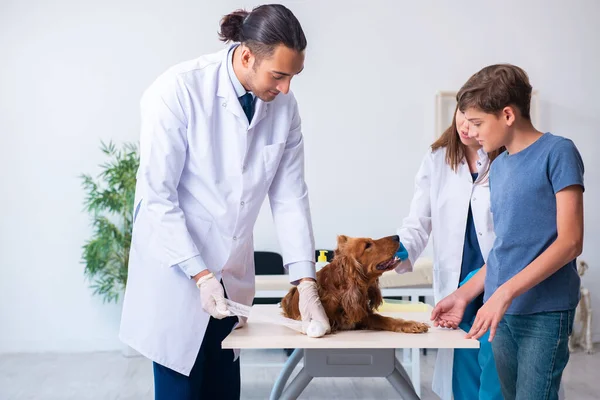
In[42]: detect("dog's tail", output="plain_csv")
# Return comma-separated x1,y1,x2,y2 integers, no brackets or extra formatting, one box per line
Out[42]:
280,286,301,320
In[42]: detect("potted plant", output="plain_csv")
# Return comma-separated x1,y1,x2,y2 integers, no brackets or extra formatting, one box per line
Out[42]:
81,140,138,302
80,141,139,355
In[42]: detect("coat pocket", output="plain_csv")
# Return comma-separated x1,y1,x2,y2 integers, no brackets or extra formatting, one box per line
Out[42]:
262,143,285,183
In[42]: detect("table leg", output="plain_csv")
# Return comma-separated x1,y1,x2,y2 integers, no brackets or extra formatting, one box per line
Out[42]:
411,347,421,397
387,359,420,400
279,367,313,400
270,348,304,400
395,357,415,390
409,295,422,397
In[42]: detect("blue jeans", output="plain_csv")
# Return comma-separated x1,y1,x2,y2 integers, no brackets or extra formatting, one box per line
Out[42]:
453,319,503,400
491,310,574,400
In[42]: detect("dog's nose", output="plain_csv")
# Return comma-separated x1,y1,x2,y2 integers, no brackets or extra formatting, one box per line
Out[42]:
392,235,400,242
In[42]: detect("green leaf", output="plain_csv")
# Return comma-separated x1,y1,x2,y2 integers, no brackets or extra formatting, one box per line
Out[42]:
80,140,139,303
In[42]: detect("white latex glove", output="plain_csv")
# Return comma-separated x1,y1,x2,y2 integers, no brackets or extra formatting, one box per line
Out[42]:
196,273,231,319
297,280,331,337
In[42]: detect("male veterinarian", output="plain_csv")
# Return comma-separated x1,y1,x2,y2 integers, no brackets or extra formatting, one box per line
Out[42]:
119,5,330,399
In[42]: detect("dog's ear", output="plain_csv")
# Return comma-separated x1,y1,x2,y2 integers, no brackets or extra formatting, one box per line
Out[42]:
336,235,349,253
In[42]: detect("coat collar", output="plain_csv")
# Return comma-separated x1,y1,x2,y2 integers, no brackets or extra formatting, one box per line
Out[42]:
216,44,268,129
459,148,491,184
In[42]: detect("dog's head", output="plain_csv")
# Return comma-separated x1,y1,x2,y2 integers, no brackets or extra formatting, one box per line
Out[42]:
333,234,401,278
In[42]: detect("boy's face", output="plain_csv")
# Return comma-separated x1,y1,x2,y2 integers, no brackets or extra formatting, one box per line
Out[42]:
465,107,514,152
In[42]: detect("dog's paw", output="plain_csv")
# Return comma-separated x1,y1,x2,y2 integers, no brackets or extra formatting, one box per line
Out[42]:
398,321,429,333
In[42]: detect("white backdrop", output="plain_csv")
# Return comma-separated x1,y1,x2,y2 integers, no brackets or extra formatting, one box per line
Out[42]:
1,0,599,352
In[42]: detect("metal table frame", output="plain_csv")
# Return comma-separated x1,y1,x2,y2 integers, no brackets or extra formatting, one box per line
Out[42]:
270,348,419,400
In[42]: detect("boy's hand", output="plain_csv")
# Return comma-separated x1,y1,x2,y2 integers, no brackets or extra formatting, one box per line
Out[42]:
431,292,468,329
466,285,513,342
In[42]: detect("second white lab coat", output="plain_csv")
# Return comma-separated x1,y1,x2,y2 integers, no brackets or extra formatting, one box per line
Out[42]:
119,45,315,376
397,146,495,400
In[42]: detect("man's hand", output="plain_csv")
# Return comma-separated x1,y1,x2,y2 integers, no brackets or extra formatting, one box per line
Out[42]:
466,285,513,342
430,291,468,329
297,279,331,337
195,272,230,319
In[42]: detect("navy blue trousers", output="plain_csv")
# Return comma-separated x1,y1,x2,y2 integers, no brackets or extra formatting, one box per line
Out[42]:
153,314,240,399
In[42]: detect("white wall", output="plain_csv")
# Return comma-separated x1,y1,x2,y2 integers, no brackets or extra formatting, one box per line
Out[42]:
1,0,599,353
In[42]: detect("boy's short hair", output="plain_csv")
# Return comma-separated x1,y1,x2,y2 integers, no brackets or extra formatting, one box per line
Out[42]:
457,64,533,120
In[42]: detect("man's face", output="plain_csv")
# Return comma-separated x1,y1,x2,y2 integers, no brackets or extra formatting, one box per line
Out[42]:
243,44,305,102
465,107,513,153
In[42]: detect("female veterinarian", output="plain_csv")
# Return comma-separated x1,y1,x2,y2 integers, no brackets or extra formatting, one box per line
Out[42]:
118,5,330,400
395,106,503,400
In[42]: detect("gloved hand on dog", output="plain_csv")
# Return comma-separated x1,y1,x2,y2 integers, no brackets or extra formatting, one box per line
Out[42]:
297,280,331,337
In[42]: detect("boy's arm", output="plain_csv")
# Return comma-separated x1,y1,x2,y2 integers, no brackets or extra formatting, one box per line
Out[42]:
431,265,486,328
502,185,583,300
467,185,584,341
457,264,487,301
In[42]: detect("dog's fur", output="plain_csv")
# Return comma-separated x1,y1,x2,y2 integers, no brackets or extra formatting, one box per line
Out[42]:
281,235,429,334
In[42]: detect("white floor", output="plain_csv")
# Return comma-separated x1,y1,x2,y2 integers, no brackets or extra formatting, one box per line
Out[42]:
1,347,598,399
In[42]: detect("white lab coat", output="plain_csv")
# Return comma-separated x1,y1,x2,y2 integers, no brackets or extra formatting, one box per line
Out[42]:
397,147,495,400
119,45,315,376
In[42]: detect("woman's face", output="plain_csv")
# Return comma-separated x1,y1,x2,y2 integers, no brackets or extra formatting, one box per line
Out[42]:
455,109,480,148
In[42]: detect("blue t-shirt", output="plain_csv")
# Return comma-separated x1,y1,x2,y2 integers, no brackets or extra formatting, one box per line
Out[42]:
485,133,584,314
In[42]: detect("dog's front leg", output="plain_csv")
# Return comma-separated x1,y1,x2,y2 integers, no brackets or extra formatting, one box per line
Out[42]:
361,313,428,333
367,285,383,310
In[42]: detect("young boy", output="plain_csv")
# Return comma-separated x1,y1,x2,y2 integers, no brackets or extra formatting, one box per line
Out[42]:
430,64,584,400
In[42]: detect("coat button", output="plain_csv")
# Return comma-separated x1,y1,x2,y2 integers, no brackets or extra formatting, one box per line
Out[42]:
478,232,482,236
222,102,227,107
240,201,245,206
233,236,237,241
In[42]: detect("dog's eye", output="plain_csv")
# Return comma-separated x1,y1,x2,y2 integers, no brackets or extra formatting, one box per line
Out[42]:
365,242,372,250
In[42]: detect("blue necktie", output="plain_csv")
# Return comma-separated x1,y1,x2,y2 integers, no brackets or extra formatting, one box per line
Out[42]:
239,93,255,123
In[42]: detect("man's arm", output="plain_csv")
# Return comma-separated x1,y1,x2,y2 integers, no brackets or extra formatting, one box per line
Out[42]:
139,75,209,278
267,97,316,284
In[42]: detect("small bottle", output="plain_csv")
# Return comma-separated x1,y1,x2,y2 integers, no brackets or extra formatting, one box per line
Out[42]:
315,250,329,272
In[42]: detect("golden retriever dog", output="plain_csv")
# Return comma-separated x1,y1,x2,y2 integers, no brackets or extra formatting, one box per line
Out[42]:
281,234,429,334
